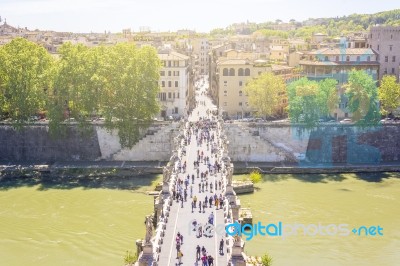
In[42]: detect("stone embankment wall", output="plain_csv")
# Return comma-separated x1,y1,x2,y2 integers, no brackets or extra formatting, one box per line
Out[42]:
225,122,400,164
0,122,179,162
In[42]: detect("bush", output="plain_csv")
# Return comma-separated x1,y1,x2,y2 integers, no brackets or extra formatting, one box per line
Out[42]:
261,252,273,266
124,250,137,265
249,170,262,183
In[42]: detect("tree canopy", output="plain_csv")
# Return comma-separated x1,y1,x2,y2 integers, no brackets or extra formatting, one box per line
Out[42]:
287,77,338,126
0,38,54,126
0,39,161,148
244,72,287,118
378,75,400,116
344,70,380,125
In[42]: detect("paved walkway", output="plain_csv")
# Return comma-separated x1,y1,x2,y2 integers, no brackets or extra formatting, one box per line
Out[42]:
158,77,228,265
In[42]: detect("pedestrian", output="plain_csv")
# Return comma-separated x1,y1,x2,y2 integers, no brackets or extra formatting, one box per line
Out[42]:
199,200,202,213
201,255,208,266
208,255,214,266
176,242,181,258
219,238,224,254
201,246,207,255
199,183,201,193
177,249,183,264
196,245,201,260
191,201,195,213
190,186,193,198
180,233,183,245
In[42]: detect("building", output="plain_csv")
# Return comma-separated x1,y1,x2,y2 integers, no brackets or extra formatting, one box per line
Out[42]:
158,51,192,119
299,47,379,119
192,38,210,75
217,57,297,119
367,26,400,81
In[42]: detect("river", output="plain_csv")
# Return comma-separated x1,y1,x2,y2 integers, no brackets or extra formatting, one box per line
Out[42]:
236,172,400,266
0,174,162,266
0,173,399,265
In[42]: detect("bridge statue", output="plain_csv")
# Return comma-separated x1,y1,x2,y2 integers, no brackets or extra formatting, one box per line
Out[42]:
144,215,153,244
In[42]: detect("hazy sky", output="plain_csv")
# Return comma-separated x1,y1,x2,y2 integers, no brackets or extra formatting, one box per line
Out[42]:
1,0,399,33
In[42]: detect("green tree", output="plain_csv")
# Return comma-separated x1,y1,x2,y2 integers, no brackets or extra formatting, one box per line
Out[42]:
50,43,107,135
102,44,161,148
0,38,54,126
378,75,400,116
287,78,319,125
245,72,287,118
317,78,339,118
344,70,380,125
287,78,339,126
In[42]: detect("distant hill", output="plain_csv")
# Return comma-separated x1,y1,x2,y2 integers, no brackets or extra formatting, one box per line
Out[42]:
210,9,400,39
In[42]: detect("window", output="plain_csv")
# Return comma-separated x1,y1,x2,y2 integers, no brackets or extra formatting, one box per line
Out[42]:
245,68,250,76
229,68,235,76
356,56,360,62
160,92,166,101
367,56,371,62
391,34,393,39
173,93,175,99
346,56,350,62
325,56,328,61
239,91,243,96
390,45,393,51
177,93,179,98
336,56,339,62
175,81,178,87
239,81,243,86
239,102,242,106
168,81,172,87
168,92,172,98
223,102,227,106
385,56,388,62
174,107,178,114
168,61,171,67
168,71,171,76
160,71,165,76
223,68,228,76
238,68,244,76
224,90,227,96
377,45,380,51
384,68,387,74
392,68,395,74
393,56,396,62
161,81,165,87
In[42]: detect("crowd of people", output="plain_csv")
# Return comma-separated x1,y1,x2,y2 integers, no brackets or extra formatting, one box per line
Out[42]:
171,77,226,265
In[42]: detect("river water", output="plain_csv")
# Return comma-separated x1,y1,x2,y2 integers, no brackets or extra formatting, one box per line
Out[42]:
0,175,162,266
0,173,399,266
237,172,400,266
